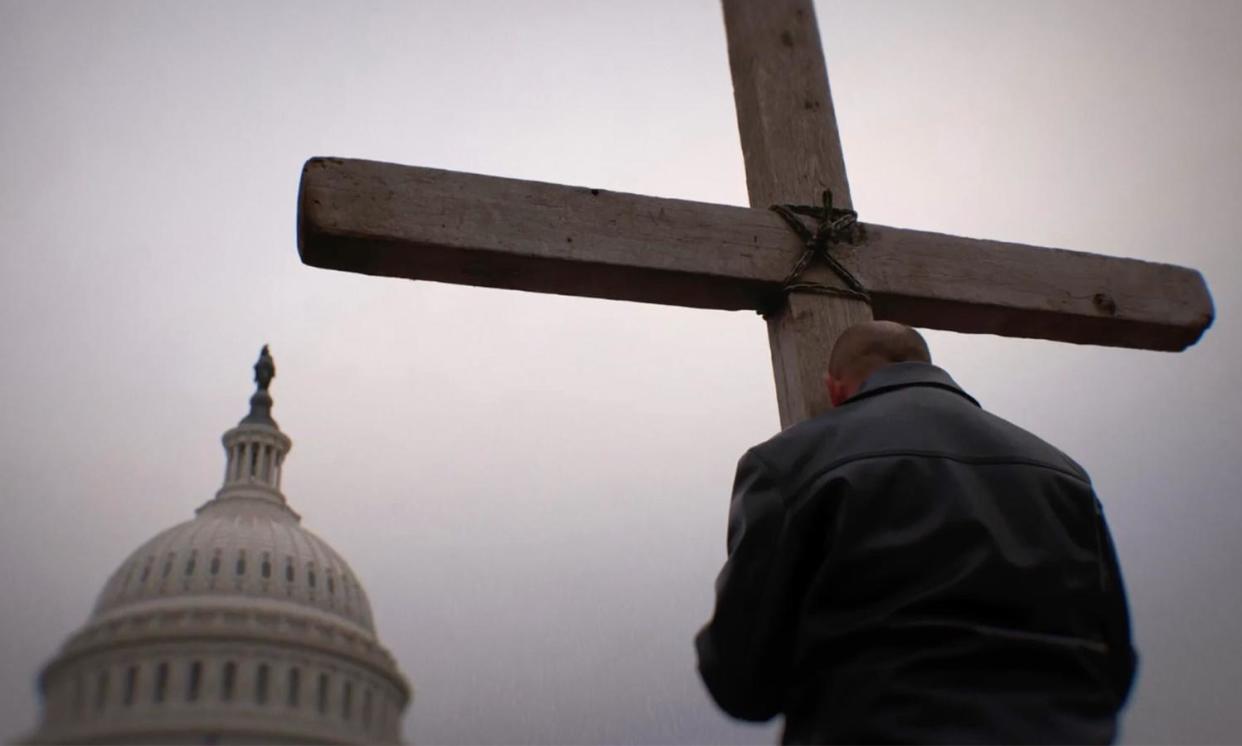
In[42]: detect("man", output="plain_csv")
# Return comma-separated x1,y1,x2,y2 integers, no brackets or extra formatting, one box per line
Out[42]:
696,321,1136,744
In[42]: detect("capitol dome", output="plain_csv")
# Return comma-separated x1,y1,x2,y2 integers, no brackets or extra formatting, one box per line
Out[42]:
29,348,411,744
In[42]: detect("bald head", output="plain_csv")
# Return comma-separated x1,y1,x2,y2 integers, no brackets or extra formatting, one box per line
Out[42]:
825,321,931,406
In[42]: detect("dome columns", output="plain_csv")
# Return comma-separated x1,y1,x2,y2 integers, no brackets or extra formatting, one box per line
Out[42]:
218,425,291,501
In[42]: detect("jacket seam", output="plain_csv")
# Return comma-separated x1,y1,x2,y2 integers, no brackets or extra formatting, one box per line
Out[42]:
787,449,1091,500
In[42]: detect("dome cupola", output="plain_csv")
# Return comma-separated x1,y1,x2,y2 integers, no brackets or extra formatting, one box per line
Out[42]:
216,344,293,507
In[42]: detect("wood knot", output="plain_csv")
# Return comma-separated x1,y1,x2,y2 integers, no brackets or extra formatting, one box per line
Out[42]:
780,30,794,47
1092,292,1117,316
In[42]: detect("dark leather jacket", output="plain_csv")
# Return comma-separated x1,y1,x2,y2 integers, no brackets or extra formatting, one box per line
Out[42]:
696,363,1136,744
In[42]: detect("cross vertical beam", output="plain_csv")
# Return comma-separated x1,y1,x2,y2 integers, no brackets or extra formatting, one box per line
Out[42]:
724,0,872,428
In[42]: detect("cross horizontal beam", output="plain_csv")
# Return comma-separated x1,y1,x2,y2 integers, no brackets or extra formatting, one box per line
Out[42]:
299,157,1213,351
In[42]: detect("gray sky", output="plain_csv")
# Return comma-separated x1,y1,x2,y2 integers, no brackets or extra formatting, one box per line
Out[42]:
2,0,1240,743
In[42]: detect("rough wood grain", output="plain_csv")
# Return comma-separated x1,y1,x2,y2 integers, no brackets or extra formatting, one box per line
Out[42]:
723,0,871,427
767,293,872,426
299,157,1214,353
722,0,853,210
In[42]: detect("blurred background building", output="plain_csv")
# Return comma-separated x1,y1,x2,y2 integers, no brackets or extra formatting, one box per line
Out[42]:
25,348,410,744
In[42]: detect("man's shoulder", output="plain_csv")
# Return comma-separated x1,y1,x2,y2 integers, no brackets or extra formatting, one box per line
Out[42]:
747,384,1091,487
981,411,1092,482
745,408,856,478
746,377,931,465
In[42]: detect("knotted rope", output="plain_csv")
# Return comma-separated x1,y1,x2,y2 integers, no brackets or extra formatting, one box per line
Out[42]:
761,190,869,317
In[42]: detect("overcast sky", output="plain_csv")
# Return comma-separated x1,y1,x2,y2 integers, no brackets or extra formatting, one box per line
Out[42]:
2,1,1240,743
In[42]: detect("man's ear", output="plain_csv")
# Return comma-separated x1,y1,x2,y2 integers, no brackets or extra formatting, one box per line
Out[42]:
825,373,848,408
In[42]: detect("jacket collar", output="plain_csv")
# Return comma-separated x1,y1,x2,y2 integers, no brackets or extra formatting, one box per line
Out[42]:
844,362,980,408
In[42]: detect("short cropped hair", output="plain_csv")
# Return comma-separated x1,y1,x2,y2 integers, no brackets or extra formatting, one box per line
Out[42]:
828,321,931,383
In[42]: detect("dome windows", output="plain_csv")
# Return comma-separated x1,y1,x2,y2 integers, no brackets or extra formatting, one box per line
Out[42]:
94,670,108,712
256,663,270,705
154,662,168,703
187,660,202,702
317,672,329,715
93,525,374,632
44,654,403,742
221,661,237,702
122,665,138,707
287,667,301,707
88,428,374,630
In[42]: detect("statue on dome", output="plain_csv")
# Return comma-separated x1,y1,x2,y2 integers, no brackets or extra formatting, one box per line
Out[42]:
254,344,275,391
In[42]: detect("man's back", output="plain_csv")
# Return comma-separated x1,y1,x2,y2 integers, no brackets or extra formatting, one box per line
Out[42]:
696,362,1136,744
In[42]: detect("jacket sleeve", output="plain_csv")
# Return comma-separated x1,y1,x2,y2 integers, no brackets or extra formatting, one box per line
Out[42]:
695,448,801,721
1095,498,1138,705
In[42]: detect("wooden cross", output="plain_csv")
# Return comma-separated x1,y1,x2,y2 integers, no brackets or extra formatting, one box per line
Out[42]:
296,0,1213,429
